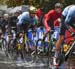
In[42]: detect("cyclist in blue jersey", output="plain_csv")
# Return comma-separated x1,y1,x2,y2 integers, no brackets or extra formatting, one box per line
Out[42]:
17,6,38,33
53,5,75,66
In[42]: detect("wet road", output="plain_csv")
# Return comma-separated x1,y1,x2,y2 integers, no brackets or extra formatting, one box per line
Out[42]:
0,50,75,69
0,50,48,69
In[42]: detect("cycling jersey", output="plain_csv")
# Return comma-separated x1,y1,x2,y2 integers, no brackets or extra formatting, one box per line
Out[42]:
60,5,75,35
17,12,38,25
36,8,43,19
44,10,61,31
62,5,75,24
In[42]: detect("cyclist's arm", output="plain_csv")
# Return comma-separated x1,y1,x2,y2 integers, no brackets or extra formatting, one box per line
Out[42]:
44,14,51,32
33,15,39,25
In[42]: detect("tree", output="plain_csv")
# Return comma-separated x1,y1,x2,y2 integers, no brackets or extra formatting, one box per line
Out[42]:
24,0,29,5
6,0,24,7
3,0,75,10
0,0,8,5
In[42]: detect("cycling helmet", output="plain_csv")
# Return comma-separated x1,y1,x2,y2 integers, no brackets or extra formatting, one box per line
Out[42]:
55,3,63,8
15,10,22,14
3,14,9,18
29,6,37,14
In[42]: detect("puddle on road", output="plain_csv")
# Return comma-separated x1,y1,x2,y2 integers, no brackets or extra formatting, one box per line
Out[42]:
0,51,75,69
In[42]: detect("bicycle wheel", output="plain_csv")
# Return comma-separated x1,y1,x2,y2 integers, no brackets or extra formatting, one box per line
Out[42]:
0,38,8,55
48,42,55,69
30,39,43,63
35,39,45,56
30,39,46,64
43,32,55,68
24,39,35,63
7,39,17,59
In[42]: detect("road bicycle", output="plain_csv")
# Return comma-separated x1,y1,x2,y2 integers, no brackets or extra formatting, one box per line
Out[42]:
4,26,17,59
0,28,8,56
14,23,37,63
30,30,57,66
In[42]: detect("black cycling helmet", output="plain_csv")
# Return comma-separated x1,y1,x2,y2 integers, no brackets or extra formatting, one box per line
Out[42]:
55,3,63,8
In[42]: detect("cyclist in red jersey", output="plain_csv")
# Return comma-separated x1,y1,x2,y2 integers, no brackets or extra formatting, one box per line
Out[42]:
36,6,44,26
44,3,63,67
36,7,43,19
44,3,63,32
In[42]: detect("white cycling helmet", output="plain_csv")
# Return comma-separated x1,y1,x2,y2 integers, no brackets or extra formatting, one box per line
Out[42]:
55,3,63,8
3,14,9,18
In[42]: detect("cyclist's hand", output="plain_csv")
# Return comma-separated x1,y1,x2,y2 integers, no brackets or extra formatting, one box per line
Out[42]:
46,27,54,34
57,18,61,23
50,30,54,34
46,27,51,32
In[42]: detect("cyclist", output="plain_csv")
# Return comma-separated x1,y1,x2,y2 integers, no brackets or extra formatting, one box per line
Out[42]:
44,3,62,42
17,6,38,33
9,10,22,32
17,6,38,52
44,3,62,33
36,6,44,26
53,5,75,66
1,14,10,33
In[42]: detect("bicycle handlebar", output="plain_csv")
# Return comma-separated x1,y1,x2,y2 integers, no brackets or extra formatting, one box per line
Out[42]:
43,30,54,41
45,30,54,35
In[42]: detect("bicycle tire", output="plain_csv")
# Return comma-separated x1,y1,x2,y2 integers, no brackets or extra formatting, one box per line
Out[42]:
43,32,55,68
0,38,8,56
24,39,35,63
35,39,47,57
7,39,17,60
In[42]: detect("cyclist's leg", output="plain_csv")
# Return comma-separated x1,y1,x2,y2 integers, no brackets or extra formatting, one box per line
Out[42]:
23,23,31,52
53,24,66,66
17,24,23,33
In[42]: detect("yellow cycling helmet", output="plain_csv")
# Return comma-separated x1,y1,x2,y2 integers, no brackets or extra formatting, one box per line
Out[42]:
29,6,37,14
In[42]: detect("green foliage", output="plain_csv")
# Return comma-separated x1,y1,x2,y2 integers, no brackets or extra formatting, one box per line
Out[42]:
0,0,7,5
1,0,75,12
6,0,24,7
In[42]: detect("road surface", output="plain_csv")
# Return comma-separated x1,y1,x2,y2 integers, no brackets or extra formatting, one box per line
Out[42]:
0,50,75,69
